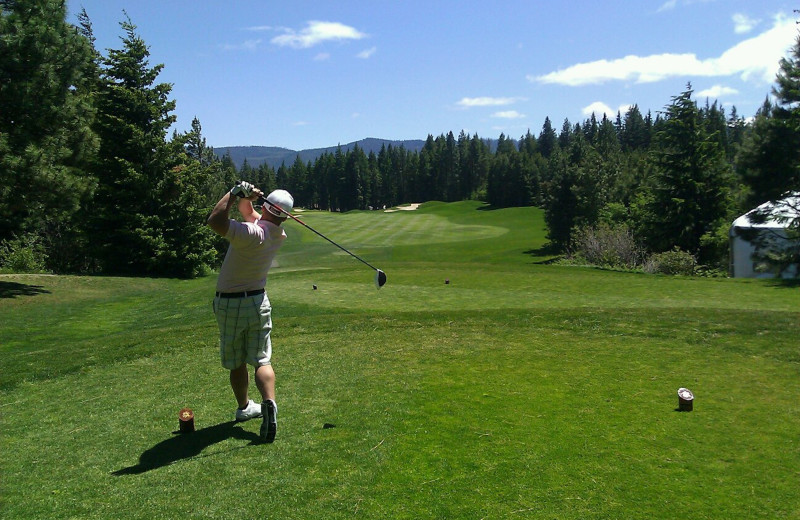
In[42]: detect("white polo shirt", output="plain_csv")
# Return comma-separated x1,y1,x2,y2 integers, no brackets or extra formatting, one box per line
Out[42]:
215,218,286,293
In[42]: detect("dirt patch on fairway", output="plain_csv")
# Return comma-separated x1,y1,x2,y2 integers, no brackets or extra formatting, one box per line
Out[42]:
384,203,422,213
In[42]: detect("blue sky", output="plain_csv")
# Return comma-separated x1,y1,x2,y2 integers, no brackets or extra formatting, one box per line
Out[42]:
66,0,798,151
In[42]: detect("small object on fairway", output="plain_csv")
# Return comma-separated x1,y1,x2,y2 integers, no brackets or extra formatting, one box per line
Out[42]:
313,284,317,290
178,407,195,433
323,423,336,429
445,278,450,285
677,388,694,412
375,269,387,289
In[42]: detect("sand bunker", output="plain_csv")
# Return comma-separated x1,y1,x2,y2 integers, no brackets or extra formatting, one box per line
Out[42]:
384,203,421,213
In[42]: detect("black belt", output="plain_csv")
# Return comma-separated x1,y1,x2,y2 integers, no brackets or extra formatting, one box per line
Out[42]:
215,288,265,298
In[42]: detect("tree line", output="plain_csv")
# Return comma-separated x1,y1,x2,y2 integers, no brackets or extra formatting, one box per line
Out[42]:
1,1,798,278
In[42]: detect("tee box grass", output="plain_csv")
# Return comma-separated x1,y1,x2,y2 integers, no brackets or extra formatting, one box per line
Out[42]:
1,201,799,519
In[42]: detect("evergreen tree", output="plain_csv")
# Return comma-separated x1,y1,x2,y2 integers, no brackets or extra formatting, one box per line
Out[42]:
366,150,380,209
0,0,99,270
584,113,599,144
643,85,733,259
418,135,437,200
89,15,193,275
151,139,218,277
726,106,746,163
538,117,558,158
734,28,800,275
737,31,800,208
274,161,287,192
462,134,490,200
701,100,729,160
288,154,309,204
542,132,609,249
558,119,573,149
185,117,215,166
541,149,574,248
519,129,538,156
619,105,650,151
487,134,517,206
595,114,621,159
441,131,459,201
343,145,367,210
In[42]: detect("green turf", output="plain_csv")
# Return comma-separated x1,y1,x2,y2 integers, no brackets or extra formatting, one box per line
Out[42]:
2,201,799,519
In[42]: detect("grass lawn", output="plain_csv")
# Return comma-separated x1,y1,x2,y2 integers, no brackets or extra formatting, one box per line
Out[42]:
2,201,799,519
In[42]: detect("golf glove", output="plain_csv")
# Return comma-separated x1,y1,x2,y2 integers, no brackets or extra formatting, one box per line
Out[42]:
231,181,256,198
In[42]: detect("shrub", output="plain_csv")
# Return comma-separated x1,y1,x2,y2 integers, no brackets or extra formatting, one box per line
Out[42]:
643,247,697,275
0,233,49,273
570,223,646,269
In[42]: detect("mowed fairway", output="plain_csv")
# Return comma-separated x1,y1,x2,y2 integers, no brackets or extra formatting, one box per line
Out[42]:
2,201,799,519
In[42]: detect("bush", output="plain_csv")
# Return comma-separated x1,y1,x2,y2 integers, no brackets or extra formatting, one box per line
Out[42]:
699,221,732,269
0,233,49,273
643,247,697,275
569,223,646,269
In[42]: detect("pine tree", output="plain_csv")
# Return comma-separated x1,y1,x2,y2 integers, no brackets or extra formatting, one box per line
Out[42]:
734,27,800,276
737,31,800,208
462,134,490,200
538,117,558,158
643,84,733,259
620,105,650,151
88,14,185,275
0,0,99,270
441,131,459,201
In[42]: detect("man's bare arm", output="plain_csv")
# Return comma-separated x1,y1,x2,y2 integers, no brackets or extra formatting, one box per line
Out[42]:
207,191,236,237
238,196,262,223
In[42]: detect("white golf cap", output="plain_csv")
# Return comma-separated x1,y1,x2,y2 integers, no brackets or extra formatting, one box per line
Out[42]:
265,189,294,217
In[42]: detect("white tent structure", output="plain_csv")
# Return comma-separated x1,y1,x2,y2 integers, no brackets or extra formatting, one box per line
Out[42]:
729,193,800,278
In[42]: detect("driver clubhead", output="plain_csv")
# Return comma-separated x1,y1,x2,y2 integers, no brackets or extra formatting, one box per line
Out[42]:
374,269,387,289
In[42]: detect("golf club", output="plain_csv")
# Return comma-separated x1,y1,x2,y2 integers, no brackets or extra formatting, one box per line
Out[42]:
259,197,387,289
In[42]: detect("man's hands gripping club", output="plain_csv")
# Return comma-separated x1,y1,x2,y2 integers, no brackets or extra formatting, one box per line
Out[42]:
231,181,260,200
208,181,263,236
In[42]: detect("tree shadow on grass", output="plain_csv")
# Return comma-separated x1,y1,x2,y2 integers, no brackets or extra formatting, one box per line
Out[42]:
764,278,800,289
112,421,261,475
523,243,562,264
0,281,51,299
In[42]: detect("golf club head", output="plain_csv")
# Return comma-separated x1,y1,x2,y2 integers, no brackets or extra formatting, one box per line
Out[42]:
375,269,387,289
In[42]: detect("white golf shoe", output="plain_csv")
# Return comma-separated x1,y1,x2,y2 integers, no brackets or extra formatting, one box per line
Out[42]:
235,399,263,421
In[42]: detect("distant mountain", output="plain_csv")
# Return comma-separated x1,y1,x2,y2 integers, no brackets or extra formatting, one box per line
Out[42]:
215,138,427,170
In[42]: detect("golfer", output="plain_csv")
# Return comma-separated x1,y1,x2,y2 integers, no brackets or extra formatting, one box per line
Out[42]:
207,181,294,443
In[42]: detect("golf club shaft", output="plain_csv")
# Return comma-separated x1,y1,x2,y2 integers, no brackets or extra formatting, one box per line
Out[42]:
271,204,380,272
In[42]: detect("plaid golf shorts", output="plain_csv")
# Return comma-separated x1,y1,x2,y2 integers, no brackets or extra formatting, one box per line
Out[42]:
212,292,273,369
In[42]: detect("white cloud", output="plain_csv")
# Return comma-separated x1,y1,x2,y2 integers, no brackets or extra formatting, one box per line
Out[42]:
657,0,716,13
314,53,331,61
220,39,262,51
492,110,526,119
580,103,632,118
271,21,367,49
582,102,614,118
732,13,759,34
657,0,677,12
357,47,377,59
293,121,310,127
696,85,739,98
456,96,524,108
530,14,796,86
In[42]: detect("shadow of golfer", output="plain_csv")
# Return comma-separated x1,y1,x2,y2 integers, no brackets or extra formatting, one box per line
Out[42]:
112,421,260,475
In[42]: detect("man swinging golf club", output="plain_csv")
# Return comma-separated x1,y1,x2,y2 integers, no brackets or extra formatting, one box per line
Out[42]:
207,181,294,443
